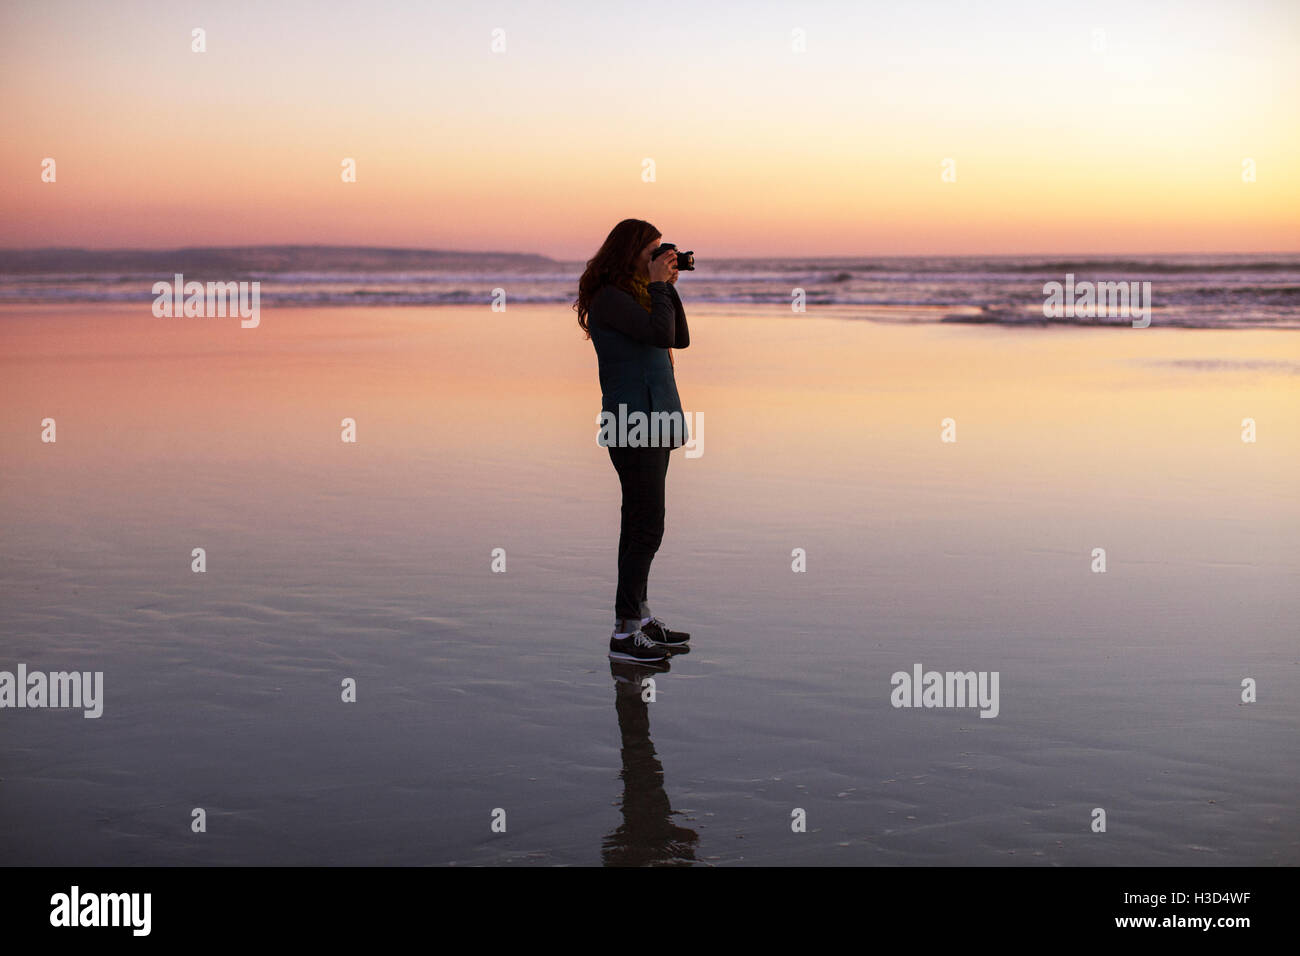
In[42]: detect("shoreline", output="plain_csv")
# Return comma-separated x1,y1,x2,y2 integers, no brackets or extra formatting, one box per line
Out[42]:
3,300,1299,332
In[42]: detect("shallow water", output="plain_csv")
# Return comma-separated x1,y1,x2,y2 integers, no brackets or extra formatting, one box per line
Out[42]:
1,303,1297,865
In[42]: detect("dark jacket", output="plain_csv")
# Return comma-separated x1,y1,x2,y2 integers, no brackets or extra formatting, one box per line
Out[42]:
589,280,691,449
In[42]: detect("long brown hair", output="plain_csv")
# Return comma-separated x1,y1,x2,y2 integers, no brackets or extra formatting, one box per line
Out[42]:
574,218,660,336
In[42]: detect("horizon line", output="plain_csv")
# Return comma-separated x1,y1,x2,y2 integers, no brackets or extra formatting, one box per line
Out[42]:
2,244,1299,262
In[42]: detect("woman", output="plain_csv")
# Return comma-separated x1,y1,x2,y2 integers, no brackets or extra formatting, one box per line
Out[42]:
575,218,693,662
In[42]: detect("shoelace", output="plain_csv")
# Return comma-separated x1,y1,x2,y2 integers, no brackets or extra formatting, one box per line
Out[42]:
633,631,658,649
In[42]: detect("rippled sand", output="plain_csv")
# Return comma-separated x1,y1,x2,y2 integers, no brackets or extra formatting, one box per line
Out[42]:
1,302,1297,865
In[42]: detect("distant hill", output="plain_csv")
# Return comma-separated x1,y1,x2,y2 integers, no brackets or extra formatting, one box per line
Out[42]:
0,245,559,274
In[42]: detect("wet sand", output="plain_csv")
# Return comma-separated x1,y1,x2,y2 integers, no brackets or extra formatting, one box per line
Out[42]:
1,302,1297,865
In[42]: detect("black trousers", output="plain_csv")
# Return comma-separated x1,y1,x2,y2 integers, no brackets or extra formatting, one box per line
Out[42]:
608,445,672,622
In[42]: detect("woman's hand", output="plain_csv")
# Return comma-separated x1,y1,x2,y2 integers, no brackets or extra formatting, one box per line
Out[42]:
648,249,676,283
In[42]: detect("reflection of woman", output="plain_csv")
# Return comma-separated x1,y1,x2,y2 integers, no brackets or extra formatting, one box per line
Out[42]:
603,663,699,866
575,219,693,662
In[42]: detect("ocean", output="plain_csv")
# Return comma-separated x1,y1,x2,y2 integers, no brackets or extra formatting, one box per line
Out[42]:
1,248,1298,328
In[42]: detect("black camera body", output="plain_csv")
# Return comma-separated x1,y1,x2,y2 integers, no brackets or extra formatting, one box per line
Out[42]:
651,242,695,271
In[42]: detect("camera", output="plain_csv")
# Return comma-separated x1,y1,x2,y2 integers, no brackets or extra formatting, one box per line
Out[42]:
651,242,695,271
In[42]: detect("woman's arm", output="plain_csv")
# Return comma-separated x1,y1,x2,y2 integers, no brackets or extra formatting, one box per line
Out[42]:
591,282,679,348
666,281,690,349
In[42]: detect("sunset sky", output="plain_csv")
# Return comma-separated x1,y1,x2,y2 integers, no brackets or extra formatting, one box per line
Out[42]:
2,0,1297,258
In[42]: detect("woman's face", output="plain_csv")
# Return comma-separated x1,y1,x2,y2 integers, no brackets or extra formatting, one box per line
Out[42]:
634,235,662,278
